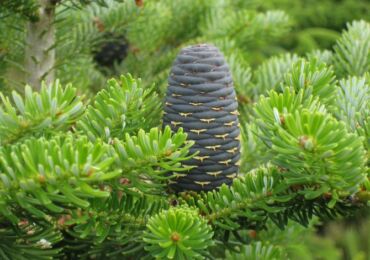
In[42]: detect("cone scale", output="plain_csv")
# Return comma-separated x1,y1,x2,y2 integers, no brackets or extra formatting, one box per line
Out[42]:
163,44,240,192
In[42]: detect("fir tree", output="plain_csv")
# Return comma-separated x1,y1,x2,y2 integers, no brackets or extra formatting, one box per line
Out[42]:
0,1,369,259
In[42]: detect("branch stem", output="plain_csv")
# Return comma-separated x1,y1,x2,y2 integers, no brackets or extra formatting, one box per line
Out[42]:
25,0,56,90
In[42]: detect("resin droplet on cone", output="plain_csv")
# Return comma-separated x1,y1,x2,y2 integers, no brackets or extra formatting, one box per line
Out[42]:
163,44,240,191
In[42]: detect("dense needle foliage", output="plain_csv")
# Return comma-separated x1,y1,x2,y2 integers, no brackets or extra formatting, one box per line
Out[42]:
0,0,369,259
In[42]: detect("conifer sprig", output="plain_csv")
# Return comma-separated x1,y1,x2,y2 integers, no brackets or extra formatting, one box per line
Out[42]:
334,20,370,76
0,81,84,146
77,74,161,141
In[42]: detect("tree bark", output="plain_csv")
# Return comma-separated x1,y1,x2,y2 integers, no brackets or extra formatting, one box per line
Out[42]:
25,0,56,90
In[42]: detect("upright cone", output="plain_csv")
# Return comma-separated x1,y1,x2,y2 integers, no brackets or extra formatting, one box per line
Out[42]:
163,44,240,192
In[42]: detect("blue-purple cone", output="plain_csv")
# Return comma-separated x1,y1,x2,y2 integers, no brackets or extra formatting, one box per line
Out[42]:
163,44,241,192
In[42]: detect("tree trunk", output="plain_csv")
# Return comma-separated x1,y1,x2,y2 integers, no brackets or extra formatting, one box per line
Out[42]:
25,0,56,90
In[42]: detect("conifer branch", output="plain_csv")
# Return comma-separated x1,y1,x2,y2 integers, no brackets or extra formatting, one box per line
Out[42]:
0,81,84,146
333,20,370,77
77,74,161,142
180,166,367,233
